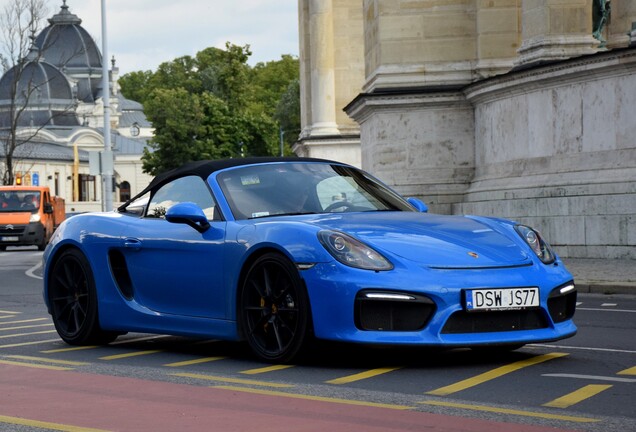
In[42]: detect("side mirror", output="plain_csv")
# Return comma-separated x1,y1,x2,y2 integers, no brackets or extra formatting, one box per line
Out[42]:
43,202,53,214
407,197,428,213
165,202,211,233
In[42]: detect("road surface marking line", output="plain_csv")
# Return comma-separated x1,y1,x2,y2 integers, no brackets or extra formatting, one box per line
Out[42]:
600,303,617,307
326,367,403,385
617,365,636,376
99,350,163,360
0,359,73,371
173,372,294,388
543,384,613,409
110,335,171,345
0,330,57,339
576,307,636,313
25,261,43,279
0,315,18,319
42,345,98,354
0,414,110,432
420,400,599,423
4,355,89,366
240,364,295,375
0,318,48,325
0,338,61,349
164,356,227,367
214,385,414,410
0,310,20,315
427,352,568,396
542,373,636,383
530,344,636,354
0,323,54,331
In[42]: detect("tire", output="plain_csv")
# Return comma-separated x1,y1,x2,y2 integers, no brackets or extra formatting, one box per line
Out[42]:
239,253,310,363
48,248,119,345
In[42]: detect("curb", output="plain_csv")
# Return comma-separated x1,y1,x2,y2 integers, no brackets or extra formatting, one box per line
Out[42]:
575,281,636,295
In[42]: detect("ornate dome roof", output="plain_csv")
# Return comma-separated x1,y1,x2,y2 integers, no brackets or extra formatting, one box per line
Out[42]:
34,1,102,102
0,53,79,128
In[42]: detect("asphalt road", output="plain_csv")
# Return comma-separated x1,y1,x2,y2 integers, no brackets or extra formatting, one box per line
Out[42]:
1,247,634,432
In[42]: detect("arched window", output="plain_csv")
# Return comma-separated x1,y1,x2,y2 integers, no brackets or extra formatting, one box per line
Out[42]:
119,181,131,202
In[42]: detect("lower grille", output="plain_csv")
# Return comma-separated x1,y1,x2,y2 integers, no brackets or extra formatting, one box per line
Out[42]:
441,309,548,334
548,285,577,323
355,290,436,331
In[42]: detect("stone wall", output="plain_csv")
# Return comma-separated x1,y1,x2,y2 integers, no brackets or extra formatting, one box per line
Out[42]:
458,49,636,259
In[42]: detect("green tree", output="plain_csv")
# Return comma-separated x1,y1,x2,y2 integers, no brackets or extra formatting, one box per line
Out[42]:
119,43,300,174
117,70,152,105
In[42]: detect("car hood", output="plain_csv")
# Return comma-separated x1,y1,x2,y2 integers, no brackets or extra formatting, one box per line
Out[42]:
306,212,530,268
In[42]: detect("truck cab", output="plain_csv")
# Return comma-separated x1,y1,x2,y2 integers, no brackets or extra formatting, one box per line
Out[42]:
0,186,65,251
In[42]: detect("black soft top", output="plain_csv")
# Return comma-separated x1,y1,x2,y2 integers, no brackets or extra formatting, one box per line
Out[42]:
118,157,337,212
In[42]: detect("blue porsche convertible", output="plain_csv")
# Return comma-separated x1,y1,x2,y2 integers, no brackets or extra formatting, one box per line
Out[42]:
43,157,577,362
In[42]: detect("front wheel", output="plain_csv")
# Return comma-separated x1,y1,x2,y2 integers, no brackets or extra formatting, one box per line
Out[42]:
48,248,118,345
239,253,311,363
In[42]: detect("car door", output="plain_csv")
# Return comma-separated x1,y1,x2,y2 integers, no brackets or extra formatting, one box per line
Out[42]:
120,175,227,319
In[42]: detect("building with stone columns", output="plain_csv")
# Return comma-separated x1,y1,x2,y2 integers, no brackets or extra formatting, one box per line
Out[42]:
295,0,636,259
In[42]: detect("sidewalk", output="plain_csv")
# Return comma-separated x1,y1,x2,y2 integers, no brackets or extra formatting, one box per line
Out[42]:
561,258,636,295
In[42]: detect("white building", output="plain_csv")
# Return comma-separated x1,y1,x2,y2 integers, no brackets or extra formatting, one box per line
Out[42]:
0,1,152,212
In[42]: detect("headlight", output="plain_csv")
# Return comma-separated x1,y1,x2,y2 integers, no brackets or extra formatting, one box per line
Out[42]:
515,225,555,264
318,230,393,271
29,213,41,223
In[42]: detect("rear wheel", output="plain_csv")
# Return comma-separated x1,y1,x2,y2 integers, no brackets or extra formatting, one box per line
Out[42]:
48,248,118,345
239,253,310,363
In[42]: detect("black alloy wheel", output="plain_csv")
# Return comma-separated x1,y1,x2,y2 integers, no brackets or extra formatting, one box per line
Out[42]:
48,248,118,345
240,253,310,363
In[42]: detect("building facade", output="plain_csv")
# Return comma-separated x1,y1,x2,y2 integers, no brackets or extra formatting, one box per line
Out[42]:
297,0,636,259
0,2,152,212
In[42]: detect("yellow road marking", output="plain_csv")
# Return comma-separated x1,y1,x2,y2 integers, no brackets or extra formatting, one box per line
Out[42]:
0,330,57,339
241,364,295,375
420,400,599,423
173,372,294,388
5,355,89,366
0,359,72,371
543,384,613,409
0,414,110,432
42,345,98,353
164,356,226,367
214,385,414,410
99,350,162,360
427,352,568,396
0,318,48,325
0,323,54,331
617,365,636,376
0,338,61,349
326,367,403,385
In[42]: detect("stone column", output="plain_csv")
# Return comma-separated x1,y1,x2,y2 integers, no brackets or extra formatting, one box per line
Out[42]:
308,0,339,136
516,0,599,67
606,0,636,48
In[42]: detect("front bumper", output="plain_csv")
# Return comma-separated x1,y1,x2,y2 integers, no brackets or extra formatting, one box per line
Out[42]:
301,259,577,347
0,222,45,247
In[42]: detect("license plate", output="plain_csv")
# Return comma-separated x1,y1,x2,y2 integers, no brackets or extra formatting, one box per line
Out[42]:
1,236,19,242
465,287,539,311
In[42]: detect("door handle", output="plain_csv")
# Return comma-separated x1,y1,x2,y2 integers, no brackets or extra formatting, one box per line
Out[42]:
124,238,142,250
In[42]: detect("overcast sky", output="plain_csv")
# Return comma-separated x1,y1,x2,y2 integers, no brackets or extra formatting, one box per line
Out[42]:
1,0,299,75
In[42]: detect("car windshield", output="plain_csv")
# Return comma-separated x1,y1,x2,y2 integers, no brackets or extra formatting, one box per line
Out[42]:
0,191,41,212
217,162,413,220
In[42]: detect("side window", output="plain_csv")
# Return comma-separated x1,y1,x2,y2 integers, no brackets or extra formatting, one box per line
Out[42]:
146,176,217,220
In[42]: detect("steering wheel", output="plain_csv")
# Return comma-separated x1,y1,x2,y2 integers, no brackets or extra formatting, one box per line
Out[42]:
324,201,353,212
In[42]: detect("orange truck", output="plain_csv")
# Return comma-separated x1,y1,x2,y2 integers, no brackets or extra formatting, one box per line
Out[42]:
0,186,65,251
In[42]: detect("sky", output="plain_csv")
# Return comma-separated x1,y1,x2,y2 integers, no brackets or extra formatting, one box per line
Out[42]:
1,0,299,75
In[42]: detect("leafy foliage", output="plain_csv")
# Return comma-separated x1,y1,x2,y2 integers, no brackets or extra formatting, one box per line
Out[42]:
119,43,300,175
